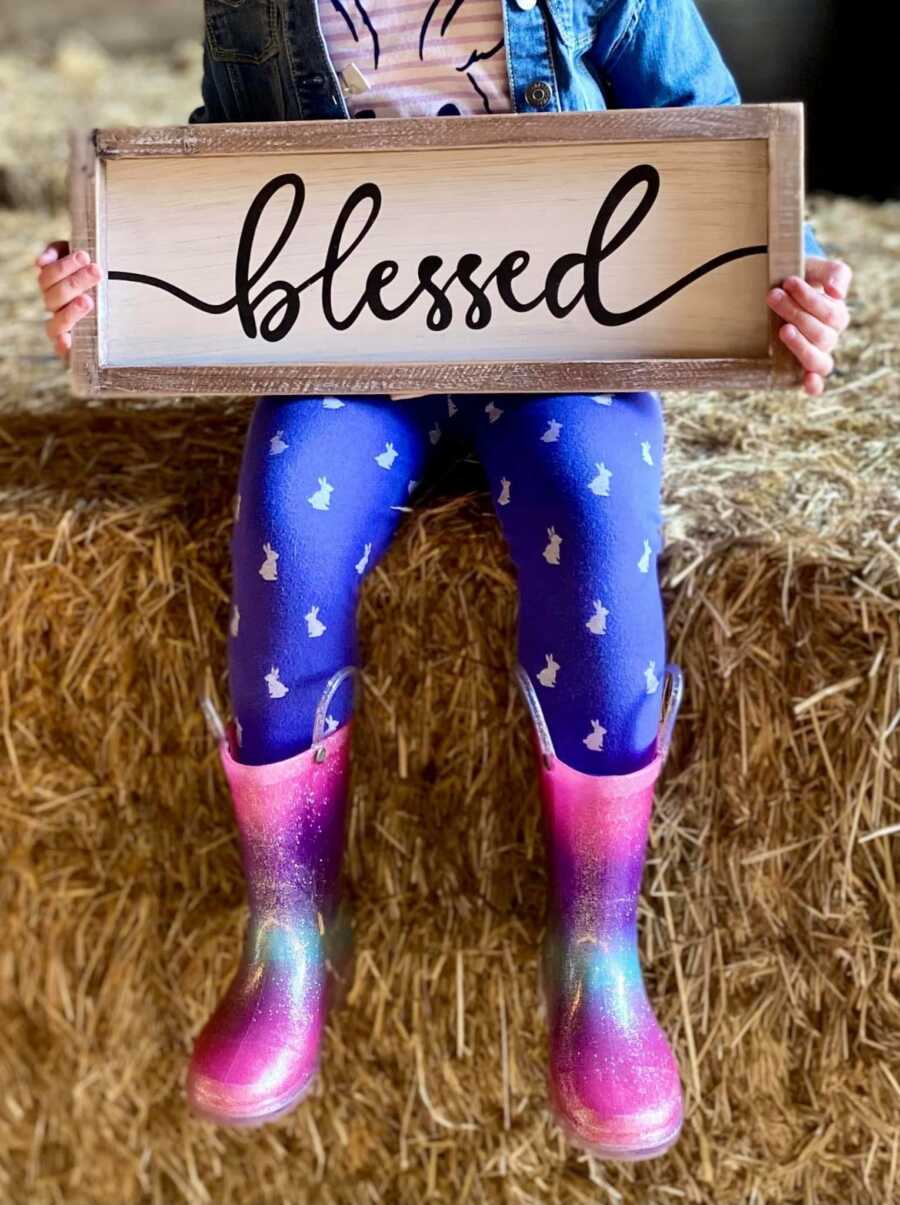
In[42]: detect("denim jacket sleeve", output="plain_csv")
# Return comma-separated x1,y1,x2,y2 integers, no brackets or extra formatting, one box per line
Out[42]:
586,0,826,259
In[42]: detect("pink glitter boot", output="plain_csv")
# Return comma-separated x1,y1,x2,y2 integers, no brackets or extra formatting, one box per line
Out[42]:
516,664,685,1161
187,669,356,1127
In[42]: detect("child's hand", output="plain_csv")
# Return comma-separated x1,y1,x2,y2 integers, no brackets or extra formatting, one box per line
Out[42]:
766,258,852,397
35,241,102,361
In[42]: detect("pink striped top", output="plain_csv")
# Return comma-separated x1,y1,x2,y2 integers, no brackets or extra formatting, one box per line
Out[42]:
318,0,513,118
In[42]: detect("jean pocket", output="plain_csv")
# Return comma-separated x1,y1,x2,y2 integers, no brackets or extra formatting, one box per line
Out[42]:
206,0,280,64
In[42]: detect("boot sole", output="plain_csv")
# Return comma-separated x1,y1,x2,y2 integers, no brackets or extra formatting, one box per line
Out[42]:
553,1112,683,1162
188,1068,318,1129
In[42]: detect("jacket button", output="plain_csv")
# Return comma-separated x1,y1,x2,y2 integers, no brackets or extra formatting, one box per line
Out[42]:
515,0,538,8
524,80,552,108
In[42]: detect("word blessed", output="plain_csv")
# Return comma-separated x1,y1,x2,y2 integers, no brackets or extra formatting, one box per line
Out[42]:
108,165,766,341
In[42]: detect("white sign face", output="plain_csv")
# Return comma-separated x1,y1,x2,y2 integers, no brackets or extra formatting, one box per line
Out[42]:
70,108,805,395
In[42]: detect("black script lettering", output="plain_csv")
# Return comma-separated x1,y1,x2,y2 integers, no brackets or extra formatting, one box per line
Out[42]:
234,173,304,339
320,182,383,329
108,165,767,340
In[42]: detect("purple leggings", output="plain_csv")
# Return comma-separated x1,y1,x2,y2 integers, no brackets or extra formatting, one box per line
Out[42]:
228,391,666,775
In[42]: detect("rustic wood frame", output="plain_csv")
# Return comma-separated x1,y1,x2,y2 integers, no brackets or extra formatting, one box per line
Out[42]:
69,104,805,397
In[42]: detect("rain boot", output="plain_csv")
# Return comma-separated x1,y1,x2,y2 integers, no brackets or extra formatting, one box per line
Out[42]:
187,668,357,1127
516,663,685,1160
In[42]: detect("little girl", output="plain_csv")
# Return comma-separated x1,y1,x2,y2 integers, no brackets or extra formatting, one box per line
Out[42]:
38,0,851,1160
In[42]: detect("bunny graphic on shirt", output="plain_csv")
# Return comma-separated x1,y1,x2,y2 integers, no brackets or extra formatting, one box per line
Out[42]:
320,0,512,119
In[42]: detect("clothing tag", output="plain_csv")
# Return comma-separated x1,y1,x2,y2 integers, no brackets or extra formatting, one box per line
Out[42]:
340,62,371,95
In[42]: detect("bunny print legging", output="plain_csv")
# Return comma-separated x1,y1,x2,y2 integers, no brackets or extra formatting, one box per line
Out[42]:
228,390,667,776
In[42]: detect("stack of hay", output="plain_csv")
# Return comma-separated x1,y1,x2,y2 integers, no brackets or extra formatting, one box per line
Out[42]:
1,42,899,1205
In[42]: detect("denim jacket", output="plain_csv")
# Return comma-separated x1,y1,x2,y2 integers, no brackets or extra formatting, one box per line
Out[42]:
190,0,826,257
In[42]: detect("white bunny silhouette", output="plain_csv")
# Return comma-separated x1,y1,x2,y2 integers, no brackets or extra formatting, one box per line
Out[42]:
428,422,441,445
259,542,279,581
305,605,326,638
375,441,398,469
375,443,400,469
638,539,652,574
645,660,660,694
265,666,289,698
308,476,334,510
324,713,339,734
586,599,608,635
235,718,243,746
485,401,503,423
355,542,372,575
407,479,418,495
588,462,612,496
269,429,288,455
230,604,241,638
641,440,654,466
447,397,458,417
583,719,607,751
322,396,345,409
543,526,562,565
592,394,613,406
541,418,562,443
497,477,511,507
537,653,560,688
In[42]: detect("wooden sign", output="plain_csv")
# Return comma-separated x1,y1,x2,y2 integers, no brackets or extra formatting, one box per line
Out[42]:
69,105,806,397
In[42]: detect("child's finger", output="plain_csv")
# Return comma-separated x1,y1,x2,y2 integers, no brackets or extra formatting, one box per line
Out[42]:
806,257,853,301
35,240,70,268
45,294,93,340
38,249,95,295
767,288,839,354
780,276,850,332
43,262,102,314
54,332,73,360
778,324,834,379
803,371,825,397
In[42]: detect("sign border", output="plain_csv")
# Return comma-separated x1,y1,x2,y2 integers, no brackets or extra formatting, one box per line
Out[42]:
69,104,805,397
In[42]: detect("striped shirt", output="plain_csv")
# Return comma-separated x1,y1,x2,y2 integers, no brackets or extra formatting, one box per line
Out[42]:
319,0,513,118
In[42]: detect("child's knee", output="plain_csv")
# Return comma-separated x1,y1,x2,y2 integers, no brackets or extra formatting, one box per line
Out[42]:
602,392,665,465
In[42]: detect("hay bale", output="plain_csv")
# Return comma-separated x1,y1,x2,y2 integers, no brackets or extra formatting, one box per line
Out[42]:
0,48,200,212
1,47,899,1204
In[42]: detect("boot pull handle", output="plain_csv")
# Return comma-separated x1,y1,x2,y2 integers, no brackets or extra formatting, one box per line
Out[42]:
197,665,357,761
656,664,684,765
514,663,556,768
513,662,684,771
311,665,358,760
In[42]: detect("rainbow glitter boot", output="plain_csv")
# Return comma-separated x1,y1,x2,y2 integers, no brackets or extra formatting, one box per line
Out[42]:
515,664,685,1161
187,669,356,1127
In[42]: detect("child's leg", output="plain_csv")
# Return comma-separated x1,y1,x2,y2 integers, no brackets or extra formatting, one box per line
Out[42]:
469,390,679,1158
229,393,448,765
189,392,455,1128
469,390,666,775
